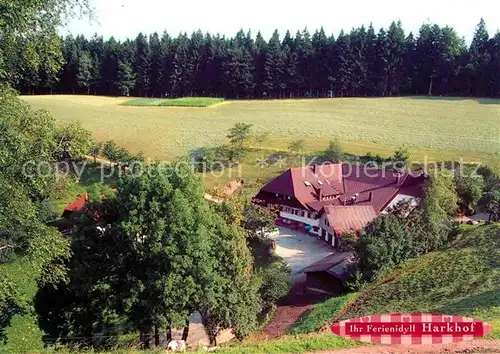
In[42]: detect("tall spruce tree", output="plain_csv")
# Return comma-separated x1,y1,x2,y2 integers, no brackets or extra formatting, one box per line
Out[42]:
76,51,93,94
335,30,352,96
134,33,151,96
349,26,368,96
115,59,135,96
263,30,285,98
170,33,193,97
469,18,490,96
312,27,329,97
385,21,406,95
223,47,255,98
149,32,164,97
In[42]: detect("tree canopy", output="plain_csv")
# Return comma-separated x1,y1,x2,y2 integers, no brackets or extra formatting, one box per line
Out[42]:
0,86,71,350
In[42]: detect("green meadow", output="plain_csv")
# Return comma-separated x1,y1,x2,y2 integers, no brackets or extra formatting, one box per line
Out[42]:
22,95,500,190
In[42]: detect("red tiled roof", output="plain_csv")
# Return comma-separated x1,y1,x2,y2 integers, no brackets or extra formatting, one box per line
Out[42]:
259,164,344,209
256,164,424,211
64,193,88,213
325,205,378,231
255,163,425,229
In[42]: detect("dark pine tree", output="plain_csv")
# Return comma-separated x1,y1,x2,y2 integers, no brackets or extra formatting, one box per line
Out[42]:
263,30,285,98
149,32,164,97
133,33,151,97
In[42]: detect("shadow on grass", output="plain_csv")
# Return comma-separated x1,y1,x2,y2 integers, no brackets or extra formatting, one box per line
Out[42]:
405,96,500,105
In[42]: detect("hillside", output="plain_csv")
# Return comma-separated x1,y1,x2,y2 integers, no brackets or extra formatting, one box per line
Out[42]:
290,224,500,340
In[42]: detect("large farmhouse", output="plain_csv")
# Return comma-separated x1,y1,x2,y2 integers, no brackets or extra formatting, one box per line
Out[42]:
254,163,425,247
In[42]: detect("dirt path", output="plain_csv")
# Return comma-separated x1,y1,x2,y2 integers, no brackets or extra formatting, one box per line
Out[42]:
255,282,330,340
250,230,335,339
84,155,112,165
305,339,500,353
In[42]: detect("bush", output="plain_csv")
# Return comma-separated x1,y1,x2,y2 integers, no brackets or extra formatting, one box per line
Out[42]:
191,147,224,172
365,152,385,166
36,199,58,223
454,173,484,213
0,314,44,354
356,214,414,282
87,183,116,204
259,261,292,312
338,230,357,252
392,147,410,170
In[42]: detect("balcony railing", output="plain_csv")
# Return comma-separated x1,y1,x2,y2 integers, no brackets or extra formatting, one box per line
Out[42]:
279,211,320,226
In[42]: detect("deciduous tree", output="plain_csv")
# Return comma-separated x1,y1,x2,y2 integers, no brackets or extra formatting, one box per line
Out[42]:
324,139,343,163
288,139,305,155
54,121,92,160
227,123,253,146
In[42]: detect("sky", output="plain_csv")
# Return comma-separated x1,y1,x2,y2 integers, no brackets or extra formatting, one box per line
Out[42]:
64,0,500,44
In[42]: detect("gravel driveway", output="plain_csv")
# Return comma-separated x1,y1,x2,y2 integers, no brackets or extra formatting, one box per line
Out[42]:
270,228,334,282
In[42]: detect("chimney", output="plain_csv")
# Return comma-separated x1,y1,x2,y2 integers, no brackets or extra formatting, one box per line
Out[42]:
368,192,373,202
396,173,401,186
319,187,323,200
311,165,316,174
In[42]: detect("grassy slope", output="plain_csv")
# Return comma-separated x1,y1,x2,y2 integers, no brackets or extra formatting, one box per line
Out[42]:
21,96,500,162
289,224,500,340
121,97,224,107
287,294,358,335
191,225,499,352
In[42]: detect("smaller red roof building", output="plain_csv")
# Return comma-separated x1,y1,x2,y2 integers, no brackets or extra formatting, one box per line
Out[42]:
62,193,88,218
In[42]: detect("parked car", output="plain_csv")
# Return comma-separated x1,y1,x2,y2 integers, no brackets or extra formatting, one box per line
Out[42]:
256,227,280,238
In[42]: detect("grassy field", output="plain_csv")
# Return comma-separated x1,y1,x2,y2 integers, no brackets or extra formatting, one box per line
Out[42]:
121,97,225,107
21,95,500,162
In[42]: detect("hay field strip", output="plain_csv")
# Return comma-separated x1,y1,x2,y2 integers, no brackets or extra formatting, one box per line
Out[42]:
121,97,225,107
22,95,500,163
